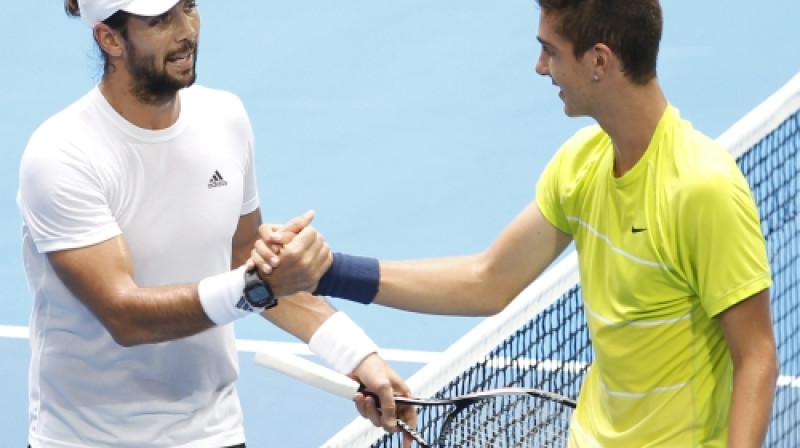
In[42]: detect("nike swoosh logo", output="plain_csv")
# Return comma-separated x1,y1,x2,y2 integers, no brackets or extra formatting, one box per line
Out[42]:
631,227,647,233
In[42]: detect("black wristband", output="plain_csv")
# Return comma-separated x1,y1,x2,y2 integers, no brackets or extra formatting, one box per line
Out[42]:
313,253,379,304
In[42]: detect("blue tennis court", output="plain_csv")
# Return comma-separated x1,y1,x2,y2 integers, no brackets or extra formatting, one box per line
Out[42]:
2,1,799,446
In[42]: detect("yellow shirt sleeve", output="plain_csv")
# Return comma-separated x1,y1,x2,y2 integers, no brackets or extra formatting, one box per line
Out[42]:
673,156,771,317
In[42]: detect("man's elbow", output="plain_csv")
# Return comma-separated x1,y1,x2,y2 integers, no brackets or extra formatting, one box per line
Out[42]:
105,319,149,347
769,351,780,384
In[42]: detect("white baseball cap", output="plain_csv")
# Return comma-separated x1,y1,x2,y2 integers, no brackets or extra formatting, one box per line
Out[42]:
77,0,181,27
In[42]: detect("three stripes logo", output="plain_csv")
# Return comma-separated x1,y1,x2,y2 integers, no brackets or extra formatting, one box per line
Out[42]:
235,295,255,312
208,170,228,189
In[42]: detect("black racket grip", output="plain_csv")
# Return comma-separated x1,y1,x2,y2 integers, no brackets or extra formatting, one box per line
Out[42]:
356,384,430,447
356,384,379,405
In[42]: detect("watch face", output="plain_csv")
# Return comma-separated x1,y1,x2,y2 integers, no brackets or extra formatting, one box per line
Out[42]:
246,284,276,308
244,269,277,308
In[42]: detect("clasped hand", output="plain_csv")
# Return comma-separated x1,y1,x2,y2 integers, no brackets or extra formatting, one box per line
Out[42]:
247,210,330,298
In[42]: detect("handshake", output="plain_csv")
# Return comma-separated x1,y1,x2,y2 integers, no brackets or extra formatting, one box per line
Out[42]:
246,209,332,300
199,209,378,326
245,209,379,308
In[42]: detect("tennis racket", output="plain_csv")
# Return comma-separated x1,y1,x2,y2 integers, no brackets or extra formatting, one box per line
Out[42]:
254,349,576,447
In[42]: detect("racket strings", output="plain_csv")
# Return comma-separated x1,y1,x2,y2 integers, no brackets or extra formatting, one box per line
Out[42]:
434,394,572,447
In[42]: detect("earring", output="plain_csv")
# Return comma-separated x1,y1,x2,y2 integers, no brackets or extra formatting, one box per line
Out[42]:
593,74,600,82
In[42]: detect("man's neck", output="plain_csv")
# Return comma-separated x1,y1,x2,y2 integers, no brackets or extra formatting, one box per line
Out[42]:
595,80,668,177
98,75,182,131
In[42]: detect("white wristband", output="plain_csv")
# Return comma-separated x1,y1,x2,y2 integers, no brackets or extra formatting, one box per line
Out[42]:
308,312,379,375
198,266,261,326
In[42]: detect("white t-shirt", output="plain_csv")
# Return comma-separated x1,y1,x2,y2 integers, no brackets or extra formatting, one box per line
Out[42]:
17,85,260,448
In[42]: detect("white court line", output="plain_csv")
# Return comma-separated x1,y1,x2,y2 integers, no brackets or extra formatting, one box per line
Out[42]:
0,324,440,364
485,356,589,373
3,324,799,385
0,325,28,339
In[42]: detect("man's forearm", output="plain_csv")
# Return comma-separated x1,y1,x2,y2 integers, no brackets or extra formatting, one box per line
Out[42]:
727,358,778,447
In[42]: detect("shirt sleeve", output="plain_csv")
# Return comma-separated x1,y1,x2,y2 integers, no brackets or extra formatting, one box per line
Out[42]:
231,95,259,216
536,146,573,235
17,132,121,254
676,168,771,317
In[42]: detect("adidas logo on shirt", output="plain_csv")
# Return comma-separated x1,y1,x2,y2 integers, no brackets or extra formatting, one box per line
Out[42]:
208,170,228,189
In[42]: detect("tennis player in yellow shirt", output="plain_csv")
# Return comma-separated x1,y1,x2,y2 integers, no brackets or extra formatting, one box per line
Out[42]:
258,1,778,446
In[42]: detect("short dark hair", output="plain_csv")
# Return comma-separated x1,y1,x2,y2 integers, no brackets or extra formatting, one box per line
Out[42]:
536,0,662,84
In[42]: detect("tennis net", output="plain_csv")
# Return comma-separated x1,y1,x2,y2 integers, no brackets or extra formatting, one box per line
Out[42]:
322,71,800,448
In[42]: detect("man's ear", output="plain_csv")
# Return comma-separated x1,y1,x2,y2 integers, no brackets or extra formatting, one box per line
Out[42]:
94,23,124,58
590,43,613,78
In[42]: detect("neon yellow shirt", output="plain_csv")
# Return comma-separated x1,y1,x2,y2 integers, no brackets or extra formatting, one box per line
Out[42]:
536,105,771,447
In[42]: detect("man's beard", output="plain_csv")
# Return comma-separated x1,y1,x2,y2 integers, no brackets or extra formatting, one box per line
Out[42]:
125,41,198,106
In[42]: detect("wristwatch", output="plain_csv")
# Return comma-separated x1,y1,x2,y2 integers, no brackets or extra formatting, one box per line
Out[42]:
243,268,277,309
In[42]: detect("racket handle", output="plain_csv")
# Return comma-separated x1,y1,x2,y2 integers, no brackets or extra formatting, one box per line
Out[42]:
254,350,361,400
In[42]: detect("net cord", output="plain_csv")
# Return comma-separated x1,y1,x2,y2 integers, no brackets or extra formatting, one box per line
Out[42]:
717,72,800,158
